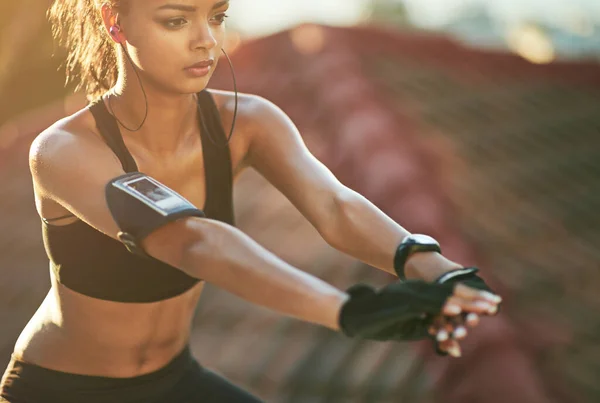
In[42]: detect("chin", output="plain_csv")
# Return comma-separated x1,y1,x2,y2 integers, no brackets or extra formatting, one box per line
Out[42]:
154,81,207,97
176,75,214,95
147,71,211,96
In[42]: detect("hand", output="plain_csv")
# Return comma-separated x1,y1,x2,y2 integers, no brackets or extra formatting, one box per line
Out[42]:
406,257,502,357
428,283,501,357
339,280,478,342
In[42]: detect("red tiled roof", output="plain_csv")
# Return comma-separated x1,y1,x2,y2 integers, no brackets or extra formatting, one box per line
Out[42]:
1,25,597,402
208,25,597,402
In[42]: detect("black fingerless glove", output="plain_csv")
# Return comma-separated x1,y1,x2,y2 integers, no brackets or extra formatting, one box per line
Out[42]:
339,280,455,342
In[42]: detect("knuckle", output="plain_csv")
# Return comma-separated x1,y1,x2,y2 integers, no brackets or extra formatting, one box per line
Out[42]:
454,283,470,294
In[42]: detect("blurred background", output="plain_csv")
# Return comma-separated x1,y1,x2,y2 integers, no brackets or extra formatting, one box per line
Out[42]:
1,0,599,402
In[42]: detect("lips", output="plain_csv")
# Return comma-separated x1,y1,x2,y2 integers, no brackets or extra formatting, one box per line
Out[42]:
185,59,214,69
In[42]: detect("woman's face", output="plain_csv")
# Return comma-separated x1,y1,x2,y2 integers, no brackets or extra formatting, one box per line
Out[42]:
113,0,229,94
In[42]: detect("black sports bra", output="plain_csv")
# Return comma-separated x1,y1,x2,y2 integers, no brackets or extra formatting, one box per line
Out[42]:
41,91,235,303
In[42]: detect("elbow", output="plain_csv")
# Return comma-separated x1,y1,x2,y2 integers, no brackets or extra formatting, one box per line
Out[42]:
144,217,215,276
177,218,241,279
177,218,222,276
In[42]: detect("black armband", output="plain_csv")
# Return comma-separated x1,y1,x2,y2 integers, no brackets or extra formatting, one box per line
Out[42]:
105,172,206,257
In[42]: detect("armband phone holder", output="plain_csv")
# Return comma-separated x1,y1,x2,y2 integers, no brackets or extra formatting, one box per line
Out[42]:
105,173,206,257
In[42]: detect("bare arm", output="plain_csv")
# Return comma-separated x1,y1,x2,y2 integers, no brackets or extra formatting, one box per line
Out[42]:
31,126,347,330
242,95,503,356
145,218,346,329
246,96,461,280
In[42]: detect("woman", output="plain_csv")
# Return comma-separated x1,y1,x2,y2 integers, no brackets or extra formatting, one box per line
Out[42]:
0,0,501,402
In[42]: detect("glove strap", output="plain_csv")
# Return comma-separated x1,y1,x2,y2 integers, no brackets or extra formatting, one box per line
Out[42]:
435,267,479,284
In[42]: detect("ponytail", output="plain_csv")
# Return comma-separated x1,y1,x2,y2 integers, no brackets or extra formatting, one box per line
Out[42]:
48,0,121,100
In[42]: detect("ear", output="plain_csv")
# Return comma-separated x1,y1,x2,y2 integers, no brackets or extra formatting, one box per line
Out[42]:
109,25,123,43
100,3,124,43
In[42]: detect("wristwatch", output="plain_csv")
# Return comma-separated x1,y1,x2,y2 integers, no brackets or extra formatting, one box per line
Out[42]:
394,234,442,280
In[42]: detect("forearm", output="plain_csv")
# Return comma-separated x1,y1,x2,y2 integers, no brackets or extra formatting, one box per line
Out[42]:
323,189,462,280
177,219,348,330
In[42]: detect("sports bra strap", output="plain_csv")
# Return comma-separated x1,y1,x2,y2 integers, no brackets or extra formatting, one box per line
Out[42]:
88,98,139,173
196,91,234,219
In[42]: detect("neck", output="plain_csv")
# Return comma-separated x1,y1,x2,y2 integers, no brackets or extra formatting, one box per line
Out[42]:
108,70,200,155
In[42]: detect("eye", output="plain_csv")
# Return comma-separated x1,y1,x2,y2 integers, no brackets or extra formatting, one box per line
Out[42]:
162,17,188,29
211,12,229,25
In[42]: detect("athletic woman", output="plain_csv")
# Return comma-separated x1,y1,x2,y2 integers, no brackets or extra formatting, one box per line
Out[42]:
0,1,501,402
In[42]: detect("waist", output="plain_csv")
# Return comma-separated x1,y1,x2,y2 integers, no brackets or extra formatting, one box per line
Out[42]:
14,333,193,379
13,285,201,378
1,345,197,403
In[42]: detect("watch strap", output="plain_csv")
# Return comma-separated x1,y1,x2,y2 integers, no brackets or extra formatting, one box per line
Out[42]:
394,237,442,280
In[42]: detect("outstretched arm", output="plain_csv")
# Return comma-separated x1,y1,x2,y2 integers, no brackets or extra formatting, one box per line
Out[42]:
244,95,502,356
31,111,497,354
31,127,346,330
146,217,347,330
245,95,461,280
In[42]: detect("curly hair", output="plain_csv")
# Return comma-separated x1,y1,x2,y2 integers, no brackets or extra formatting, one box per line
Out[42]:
48,0,127,100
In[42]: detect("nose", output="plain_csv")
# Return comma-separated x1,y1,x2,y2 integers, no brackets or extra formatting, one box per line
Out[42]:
190,23,217,51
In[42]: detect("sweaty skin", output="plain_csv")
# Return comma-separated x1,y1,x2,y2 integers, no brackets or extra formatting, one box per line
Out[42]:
15,0,501,378
19,91,259,377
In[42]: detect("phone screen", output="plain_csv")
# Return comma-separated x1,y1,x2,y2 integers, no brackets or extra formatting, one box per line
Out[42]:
119,176,188,215
127,178,173,202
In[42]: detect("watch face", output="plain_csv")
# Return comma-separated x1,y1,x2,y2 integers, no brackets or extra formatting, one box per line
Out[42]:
407,234,438,245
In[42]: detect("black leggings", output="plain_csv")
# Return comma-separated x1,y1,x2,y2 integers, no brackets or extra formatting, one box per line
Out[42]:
0,346,263,403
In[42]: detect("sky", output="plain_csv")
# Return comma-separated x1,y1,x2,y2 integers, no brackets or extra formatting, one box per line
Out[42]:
401,0,600,27
228,0,600,36
228,0,370,37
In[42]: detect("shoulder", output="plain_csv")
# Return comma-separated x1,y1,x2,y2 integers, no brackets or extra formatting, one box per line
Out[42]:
31,103,116,161
30,106,120,188
206,89,285,130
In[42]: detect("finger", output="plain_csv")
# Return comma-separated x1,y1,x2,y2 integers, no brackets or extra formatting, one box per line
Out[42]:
437,329,449,342
446,340,462,357
438,339,462,357
453,326,467,339
465,313,480,327
434,317,450,342
442,301,462,316
428,316,445,338
436,315,467,340
445,296,497,315
445,296,493,314
449,316,468,339
454,283,502,304
432,315,470,341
